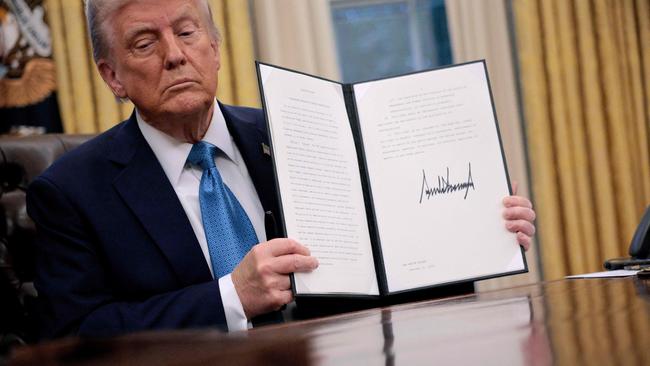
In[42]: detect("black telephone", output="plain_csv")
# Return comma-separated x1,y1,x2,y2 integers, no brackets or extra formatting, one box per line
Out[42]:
604,205,650,270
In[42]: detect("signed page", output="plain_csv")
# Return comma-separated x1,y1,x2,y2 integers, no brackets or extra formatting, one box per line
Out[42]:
258,64,379,295
354,62,525,293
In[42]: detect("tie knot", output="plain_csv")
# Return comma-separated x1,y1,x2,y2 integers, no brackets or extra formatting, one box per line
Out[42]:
187,141,217,171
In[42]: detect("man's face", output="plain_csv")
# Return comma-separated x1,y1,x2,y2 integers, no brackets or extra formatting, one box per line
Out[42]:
99,0,220,122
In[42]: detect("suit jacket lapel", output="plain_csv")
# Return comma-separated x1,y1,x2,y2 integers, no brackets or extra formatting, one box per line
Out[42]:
108,114,213,286
221,103,279,216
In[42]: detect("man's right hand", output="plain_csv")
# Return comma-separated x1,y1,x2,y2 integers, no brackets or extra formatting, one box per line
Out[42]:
231,238,318,319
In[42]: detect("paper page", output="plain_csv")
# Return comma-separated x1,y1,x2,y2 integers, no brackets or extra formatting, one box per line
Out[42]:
565,270,639,279
354,62,525,293
258,64,379,295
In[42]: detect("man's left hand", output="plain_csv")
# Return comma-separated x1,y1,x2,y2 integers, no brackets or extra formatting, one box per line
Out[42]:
502,182,536,251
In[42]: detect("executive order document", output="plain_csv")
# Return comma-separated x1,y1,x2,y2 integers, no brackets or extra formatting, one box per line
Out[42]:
257,61,526,297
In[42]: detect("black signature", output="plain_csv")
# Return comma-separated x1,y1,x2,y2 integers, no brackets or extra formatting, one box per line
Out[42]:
419,163,475,203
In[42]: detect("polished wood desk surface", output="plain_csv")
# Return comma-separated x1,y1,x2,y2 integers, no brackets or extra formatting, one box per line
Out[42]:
9,277,650,365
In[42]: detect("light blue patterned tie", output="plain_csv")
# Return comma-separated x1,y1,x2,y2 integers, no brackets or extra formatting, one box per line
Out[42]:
187,141,258,278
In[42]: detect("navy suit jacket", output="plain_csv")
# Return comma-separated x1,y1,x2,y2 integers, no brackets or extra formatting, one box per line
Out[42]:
27,104,281,338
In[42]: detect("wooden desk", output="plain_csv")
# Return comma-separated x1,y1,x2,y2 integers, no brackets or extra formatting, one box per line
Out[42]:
9,277,650,365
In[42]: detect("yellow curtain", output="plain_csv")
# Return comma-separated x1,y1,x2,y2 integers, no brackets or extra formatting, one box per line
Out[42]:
45,0,258,134
513,0,650,279
208,0,259,108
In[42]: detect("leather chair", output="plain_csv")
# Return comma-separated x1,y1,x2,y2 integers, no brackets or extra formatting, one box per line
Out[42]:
0,134,94,351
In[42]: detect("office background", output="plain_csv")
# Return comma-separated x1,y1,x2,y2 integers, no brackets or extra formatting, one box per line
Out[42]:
6,0,650,289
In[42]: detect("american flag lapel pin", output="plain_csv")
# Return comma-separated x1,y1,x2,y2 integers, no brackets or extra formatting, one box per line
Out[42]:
262,143,271,156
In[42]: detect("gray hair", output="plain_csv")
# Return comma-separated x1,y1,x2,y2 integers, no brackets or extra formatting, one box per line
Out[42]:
84,0,221,63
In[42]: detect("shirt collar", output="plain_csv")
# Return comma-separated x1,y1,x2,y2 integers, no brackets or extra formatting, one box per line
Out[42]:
136,100,237,185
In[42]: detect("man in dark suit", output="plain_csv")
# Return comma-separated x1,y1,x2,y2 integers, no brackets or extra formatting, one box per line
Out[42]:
27,0,320,338
27,0,536,339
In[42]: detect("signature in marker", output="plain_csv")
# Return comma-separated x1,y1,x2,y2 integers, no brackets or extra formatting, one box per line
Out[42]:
419,163,475,203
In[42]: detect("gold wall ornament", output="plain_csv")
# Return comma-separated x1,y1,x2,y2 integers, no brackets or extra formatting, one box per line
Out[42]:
0,0,56,108
0,57,55,107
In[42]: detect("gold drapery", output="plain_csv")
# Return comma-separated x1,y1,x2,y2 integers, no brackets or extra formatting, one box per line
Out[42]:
45,0,258,133
512,0,650,279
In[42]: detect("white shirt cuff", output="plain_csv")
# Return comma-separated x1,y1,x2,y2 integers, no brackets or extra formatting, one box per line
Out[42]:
218,274,250,331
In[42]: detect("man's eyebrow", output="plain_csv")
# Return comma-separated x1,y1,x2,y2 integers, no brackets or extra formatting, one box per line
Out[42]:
122,7,201,43
124,24,157,43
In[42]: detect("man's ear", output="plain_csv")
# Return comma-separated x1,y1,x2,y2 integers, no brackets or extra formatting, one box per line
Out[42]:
97,60,127,98
211,40,221,71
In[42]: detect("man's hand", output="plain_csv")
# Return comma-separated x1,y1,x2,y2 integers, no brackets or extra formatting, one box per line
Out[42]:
231,238,318,319
503,182,536,251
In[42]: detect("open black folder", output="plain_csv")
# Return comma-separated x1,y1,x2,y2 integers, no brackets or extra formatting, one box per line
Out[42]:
256,60,527,298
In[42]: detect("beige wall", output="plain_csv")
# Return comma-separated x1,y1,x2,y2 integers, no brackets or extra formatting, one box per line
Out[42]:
252,0,340,80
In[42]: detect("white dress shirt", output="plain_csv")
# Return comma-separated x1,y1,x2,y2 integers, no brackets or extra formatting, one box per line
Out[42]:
136,102,265,331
